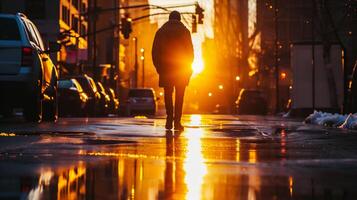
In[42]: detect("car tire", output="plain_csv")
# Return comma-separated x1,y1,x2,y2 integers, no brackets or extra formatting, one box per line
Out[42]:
24,88,42,123
148,109,156,115
0,107,13,118
43,86,58,122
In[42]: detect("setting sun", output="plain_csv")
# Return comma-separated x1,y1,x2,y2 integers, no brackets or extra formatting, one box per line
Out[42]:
191,35,204,75
192,55,204,75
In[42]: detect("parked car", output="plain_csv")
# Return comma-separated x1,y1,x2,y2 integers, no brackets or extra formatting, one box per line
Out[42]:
127,88,157,115
0,13,60,122
95,82,110,116
58,78,88,117
235,89,268,115
72,74,100,116
106,87,119,114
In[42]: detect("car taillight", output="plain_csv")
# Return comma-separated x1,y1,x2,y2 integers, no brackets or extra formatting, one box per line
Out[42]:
21,47,33,66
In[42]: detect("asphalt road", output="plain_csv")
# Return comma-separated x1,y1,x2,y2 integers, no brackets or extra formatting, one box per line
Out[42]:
0,114,357,200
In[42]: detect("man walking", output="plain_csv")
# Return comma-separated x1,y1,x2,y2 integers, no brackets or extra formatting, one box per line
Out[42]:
152,11,194,131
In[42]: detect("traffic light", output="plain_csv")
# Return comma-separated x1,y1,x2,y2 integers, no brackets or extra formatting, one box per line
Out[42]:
192,14,197,33
121,16,132,39
195,3,204,24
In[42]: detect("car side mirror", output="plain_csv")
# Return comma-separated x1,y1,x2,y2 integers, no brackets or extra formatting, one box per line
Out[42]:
46,42,61,53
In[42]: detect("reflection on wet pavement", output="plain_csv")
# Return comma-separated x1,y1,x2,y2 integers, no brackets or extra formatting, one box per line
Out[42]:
0,115,357,199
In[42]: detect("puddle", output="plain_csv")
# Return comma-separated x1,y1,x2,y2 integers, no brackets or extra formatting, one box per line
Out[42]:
1,132,356,200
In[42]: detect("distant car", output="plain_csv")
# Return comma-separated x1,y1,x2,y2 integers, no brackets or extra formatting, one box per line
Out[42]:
72,75,100,116
106,87,119,114
235,89,268,115
95,82,110,116
127,88,157,115
58,79,88,117
0,13,60,122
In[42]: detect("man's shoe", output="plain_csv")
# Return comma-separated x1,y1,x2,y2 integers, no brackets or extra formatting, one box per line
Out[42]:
165,118,173,130
174,122,184,131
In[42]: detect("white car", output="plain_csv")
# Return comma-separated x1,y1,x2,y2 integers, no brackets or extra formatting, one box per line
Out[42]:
0,13,60,122
127,88,157,115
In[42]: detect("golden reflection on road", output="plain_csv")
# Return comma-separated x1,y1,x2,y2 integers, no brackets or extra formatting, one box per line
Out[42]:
20,115,306,199
183,115,207,200
189,114,202,127
27,169,54,200
57,163,86,200
236,139,241,162
27,163,86,200
289,176,294,197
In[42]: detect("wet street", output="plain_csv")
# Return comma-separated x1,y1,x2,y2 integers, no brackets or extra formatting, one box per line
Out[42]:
0,114,357,200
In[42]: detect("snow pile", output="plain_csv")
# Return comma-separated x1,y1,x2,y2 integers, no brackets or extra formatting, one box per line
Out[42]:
304,111,357,130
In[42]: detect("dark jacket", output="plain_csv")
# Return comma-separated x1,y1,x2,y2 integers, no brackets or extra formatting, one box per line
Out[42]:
152,19,194,87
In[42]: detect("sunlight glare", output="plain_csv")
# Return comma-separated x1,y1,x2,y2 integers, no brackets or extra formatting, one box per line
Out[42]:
184,128,207,200
189,114,202,127
191,35,204,75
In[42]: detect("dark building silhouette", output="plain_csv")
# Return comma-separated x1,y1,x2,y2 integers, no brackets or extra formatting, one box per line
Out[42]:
257,0,357,112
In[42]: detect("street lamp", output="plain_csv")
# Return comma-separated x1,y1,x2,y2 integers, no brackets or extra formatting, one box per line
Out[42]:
280,72,287,80
133,37,138,88
235,76,240,81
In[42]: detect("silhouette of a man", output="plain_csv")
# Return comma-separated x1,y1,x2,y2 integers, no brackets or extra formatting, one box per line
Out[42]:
152,11,194,131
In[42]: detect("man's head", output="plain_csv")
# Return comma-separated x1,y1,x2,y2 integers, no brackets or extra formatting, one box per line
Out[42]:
169,11,181,21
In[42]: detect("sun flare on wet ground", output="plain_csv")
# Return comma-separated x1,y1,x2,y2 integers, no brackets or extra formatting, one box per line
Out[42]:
184,115,207,200
1,115,357,199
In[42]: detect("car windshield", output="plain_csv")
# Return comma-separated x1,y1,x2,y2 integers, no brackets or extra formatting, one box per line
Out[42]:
58,80,73,88
109,88,116,98
97,82,105,93
72,79,83,93
129,89,154,98
0,18,20,40
75,77,92,93
87,76,98,93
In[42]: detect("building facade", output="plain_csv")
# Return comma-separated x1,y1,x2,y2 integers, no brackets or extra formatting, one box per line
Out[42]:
213,0,250,112
257,0,357,112
120,0,159,90
0,0,89,76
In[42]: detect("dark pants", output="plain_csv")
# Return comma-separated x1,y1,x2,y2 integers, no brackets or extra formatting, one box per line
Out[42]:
164,85,186,124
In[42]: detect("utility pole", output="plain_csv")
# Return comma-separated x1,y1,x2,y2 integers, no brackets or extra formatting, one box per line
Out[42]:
92,0,97,80
311,1,316,110
274,0,280,113
133,37,138,88
140,48,145,87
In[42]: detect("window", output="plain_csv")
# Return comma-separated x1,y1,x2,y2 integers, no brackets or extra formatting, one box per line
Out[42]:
81,2,87,13
129,90,154,98
72,0,79,10
23,21,37,43
58,80,74,88
72,15,79,32
80,23,86,36
62,6,70,25
25,0,46,19
29,22,45,50
66,7,71,25
0,18,21,40
62,6,66,23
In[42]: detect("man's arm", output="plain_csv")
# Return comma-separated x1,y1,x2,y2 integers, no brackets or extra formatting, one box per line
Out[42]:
152,31,162,74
